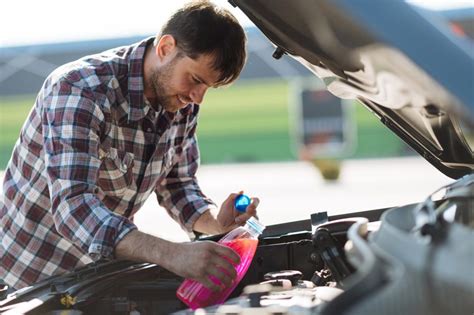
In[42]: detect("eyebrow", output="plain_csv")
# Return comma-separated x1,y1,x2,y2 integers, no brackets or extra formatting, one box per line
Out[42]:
194,74,212,88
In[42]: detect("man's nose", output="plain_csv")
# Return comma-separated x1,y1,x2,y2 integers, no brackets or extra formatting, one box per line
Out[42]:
189,85,207,104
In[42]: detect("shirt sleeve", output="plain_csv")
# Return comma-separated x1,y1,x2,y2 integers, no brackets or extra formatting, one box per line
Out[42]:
42,78,137,261
154,121,216,239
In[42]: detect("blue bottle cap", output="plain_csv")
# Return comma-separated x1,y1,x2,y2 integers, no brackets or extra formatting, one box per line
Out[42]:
234,194,251,212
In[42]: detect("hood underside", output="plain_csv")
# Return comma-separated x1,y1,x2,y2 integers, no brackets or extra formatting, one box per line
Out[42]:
231,0,474,179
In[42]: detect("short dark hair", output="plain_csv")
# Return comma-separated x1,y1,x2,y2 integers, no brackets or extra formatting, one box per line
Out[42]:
156,1,247,86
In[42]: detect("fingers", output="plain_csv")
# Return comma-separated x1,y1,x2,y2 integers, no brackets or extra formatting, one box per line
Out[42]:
213,243,240,265
246,197,260,216
235,197,260,224
213,255,238,279
207,264,235,288
249,197,260,210
200,244,240,291
173,242,241,292
201,275,222,292
217,191,250,229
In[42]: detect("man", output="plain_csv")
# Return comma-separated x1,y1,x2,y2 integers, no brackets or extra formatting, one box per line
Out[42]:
0,1,259,292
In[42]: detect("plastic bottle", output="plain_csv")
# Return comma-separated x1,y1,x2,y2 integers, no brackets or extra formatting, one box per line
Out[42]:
176,216,265,310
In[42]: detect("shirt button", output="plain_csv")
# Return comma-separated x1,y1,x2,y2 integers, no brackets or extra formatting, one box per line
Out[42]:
147,128,152,132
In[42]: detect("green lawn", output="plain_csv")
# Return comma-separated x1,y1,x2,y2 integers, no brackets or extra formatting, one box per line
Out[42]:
0,95,35,169
0,79,406,169
198,79,293,163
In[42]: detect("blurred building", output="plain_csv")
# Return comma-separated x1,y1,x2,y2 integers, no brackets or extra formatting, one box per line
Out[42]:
0,28,313,96
1,6,471,94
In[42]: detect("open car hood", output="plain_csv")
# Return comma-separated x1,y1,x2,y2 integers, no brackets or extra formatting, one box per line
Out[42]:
1,2,473,314
231,0,474,179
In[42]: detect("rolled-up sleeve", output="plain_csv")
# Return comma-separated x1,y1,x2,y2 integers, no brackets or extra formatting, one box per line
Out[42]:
155,122,216,238
43,79,137,261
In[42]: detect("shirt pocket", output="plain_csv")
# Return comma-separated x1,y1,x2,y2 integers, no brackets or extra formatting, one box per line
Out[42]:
98,147,137,196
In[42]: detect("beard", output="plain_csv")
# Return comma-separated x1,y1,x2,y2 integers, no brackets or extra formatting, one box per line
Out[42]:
146,57,187,113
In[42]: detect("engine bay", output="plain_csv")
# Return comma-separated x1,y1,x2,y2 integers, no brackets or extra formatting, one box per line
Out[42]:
1,175,472,315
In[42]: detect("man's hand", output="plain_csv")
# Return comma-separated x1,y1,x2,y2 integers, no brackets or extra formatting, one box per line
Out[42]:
193,191,260,235
115,230,240,291
169,241,240,291
217,191,259,230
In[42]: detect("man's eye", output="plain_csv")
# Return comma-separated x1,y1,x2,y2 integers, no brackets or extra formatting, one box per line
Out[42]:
192,77,201,84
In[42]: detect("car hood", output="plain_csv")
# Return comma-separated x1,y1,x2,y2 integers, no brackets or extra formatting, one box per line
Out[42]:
231,0,474,179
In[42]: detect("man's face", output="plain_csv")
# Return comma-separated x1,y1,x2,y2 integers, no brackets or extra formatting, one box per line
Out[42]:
147,52,221,113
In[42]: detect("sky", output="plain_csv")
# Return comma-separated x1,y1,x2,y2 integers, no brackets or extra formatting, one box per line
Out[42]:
0,0,253,47
0,0,472,48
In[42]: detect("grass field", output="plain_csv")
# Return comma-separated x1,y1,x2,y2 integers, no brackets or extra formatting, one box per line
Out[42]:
0,95,35,169
0,79,405,169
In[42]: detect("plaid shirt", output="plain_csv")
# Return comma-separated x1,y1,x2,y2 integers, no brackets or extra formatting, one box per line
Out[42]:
0,37,216,290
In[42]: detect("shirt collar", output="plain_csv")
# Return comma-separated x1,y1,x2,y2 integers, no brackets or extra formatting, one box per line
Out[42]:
126,36,155,122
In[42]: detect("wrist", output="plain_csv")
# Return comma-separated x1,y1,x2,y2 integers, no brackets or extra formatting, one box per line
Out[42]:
193,209,225,235
154,238,177,271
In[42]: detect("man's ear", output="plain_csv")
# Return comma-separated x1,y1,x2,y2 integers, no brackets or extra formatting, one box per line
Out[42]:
155,35,177,62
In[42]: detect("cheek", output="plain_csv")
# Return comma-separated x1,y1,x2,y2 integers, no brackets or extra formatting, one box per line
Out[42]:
174,77,193,95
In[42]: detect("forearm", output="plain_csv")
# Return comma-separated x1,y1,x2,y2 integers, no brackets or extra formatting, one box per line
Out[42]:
115,229,242,290
156,134,222,235
115,230,175,270
192,209,228,235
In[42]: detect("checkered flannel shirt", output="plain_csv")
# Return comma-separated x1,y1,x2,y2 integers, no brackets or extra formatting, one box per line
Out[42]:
0,37,216,290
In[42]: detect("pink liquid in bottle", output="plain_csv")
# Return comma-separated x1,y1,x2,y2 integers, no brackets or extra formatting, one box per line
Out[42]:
176,218,264,310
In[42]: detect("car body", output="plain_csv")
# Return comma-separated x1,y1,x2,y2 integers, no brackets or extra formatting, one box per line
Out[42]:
1,0,473,314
